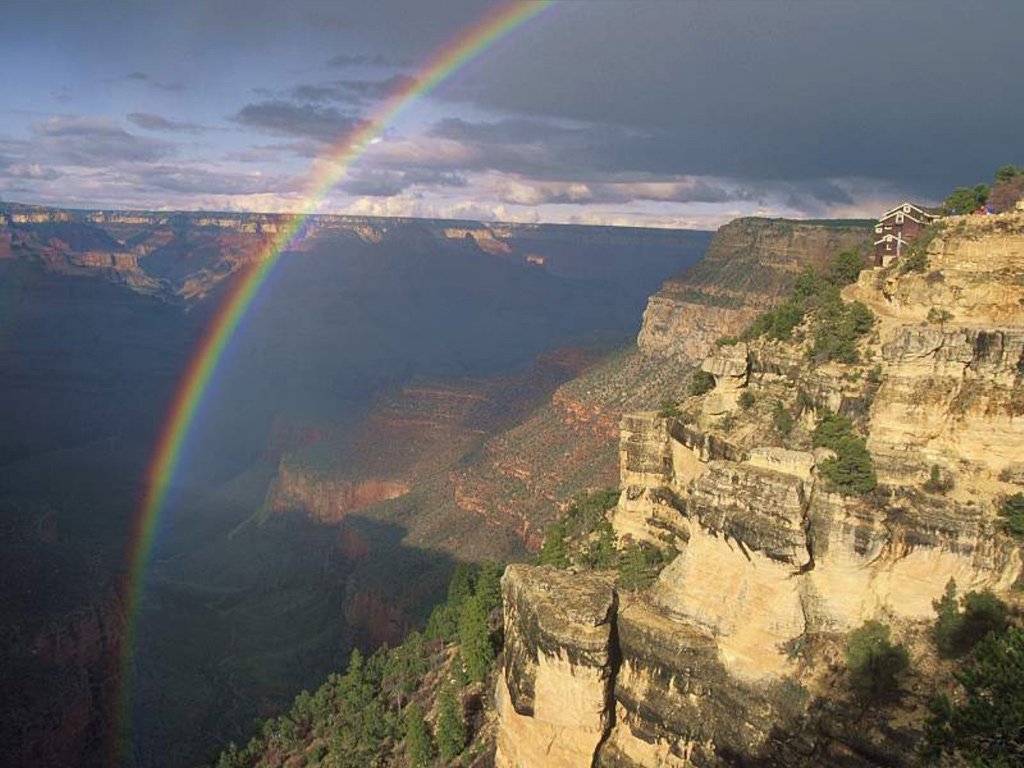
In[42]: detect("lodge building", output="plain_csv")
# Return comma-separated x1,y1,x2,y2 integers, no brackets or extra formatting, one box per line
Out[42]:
873,202,942,266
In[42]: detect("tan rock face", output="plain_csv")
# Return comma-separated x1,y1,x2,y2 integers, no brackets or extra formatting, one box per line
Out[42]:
638,218,872,361
496,213,1024,766
496,565,617,768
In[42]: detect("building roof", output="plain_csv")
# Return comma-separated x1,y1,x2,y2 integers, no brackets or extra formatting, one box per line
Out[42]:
878,201,943,221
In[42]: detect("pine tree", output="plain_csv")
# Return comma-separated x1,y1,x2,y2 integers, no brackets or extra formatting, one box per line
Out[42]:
404,703,434,767
435,686,467,761
458,595,495,683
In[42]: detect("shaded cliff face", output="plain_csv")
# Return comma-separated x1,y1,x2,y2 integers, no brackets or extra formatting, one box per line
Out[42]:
638,218,872,361
497,212,1024,767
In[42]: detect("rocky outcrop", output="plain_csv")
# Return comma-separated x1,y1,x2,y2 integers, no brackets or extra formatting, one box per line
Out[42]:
638,218,872,361
497,211,1024,767
496,565,617,768
266,464,408,524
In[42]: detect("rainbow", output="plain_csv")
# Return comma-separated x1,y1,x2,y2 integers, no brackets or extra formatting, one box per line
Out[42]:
114,0,551,756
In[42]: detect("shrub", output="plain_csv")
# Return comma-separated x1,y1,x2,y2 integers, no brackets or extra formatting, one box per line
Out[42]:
743,300,805,341
924,628,1024,766
845,620,909,700
538,489,621,569
616,543,676,591
944,184,989,215
999,492,1024,537
990,174,1024,213
435,686,467,761
812,410,855,450
772,401,794,438
715,335,740,347
923,464,953,494
809,298,874,364
404,704,434,767
831,250,865,285
933,580,1010,658
537,519,569,568
995,164,1022,183
689,370,716,396
927,307,954,327
658,399,683,419
818,435,877,495
738,390,755,410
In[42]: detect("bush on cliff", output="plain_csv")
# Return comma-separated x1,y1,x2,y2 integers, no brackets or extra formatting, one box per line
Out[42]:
999,492,1024,537
845,620,909,700
933,579,1010,658
689,369,717,396
616,541,677,591
924,627,1024,767
812,410,876,495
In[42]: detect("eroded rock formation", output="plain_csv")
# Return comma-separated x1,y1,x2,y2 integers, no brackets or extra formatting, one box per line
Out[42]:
497,211,1024,767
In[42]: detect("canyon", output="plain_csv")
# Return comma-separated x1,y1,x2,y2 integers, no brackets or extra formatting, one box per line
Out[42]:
0,202,708,767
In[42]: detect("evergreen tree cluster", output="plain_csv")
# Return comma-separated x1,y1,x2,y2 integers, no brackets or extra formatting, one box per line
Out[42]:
812,410,877,495
215,561,503,768
735,250,874,363
925,583,1021,766
844,620,909,701
537,488,676,590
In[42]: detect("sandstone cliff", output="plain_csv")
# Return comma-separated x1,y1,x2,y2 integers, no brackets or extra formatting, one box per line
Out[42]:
638,218,872,361
497,211,1024,767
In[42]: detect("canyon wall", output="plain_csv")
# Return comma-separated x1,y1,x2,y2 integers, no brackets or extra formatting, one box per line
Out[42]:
638,218,872,361
497,211,1024,766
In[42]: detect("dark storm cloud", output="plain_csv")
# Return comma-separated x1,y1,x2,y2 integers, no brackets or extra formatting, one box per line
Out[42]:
233,101,365,142
434,0,1024,197
284,75,418,105
339,167,466,197
128,112,209,134
326,52,395,69
31,117,175,165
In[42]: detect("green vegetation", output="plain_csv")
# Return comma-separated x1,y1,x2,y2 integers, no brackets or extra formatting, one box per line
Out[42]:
435,686,467,761
738,390,755,410
830,250,866,285
943,164,1024,215
536,489,676,589
216,560,503,768
927,307,954,327
812,410,877,495
714,335,740,347
616,542,677,591
689,370,716,396
996,164,1022,183
741,299,805,341
657,400,692,422
736,250,873,363
809,297,874,363
933,579,1010,658
925,627,1024,766
945,184,989,215
771,401,794,438
923,464,953,494
999,492,1024,537
845,620,909,700
538,489,620,569
403,704,433,767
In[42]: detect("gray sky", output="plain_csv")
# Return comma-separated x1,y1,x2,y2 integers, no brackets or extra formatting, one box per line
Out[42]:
1,0,1020,228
